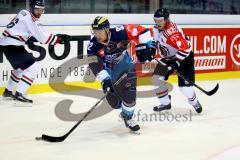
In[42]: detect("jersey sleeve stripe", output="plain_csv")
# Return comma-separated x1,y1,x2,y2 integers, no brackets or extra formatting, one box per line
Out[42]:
3,30,25,42
2,32,8,37
45,34,53,44
49,35,56,45
171,22,179,32
18,36,25,42
4,30,11,36
162,31,169,38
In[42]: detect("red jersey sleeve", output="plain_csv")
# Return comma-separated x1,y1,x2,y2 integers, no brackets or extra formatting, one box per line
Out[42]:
124,24,148,41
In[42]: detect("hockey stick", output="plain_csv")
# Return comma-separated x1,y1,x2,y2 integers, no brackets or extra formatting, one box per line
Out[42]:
36,73,128,143
154,58,219,96
35,91,108,142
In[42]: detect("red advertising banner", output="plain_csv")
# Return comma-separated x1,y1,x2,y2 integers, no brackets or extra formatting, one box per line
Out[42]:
184,28,240,73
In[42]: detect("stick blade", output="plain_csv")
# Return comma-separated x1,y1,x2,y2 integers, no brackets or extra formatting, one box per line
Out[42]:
206,83,219,96
40,134,67,143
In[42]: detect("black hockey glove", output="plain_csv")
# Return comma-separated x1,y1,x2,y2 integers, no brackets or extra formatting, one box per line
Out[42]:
57,34,72,44
102,78,114,93
135,41,156,62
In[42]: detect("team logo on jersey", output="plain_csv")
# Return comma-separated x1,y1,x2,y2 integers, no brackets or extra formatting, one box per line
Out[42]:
159,45,169,57
230,34,240,66
131,28,138,36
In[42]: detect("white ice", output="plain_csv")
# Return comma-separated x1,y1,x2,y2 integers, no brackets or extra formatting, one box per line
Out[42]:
0,79,240,160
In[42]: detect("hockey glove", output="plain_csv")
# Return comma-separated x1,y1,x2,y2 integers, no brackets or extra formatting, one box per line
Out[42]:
57,34,72,44
102,78,114,93
135,42,156,62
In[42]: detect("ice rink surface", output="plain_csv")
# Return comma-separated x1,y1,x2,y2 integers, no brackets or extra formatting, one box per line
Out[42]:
0,79,240,160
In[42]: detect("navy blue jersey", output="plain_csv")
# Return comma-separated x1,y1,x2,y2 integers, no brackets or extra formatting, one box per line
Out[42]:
87,25,129,68
87,24,152,81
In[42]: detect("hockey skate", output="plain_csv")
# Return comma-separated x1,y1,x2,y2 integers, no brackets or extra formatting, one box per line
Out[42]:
1,89,14,100
153,103,171,112
120,112,140,132
153,95,171,112
192,101,202,113
13,91,33,105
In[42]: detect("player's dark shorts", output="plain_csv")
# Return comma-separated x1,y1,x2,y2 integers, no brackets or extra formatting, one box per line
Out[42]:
154,52,195,87
0,45,35,70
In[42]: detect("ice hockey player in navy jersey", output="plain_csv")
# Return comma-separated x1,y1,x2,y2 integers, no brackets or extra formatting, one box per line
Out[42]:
135,8,202,113
87,16,155,132
0,0,71,104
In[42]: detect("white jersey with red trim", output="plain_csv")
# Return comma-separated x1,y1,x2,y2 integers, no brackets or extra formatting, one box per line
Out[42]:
0,10,59,46
153,20,192,61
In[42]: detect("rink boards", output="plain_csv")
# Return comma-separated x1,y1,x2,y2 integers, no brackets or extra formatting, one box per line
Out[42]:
0,14,240,94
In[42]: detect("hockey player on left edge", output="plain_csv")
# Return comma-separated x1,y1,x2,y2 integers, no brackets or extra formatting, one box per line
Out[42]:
87,16,155,132
0,0,71,104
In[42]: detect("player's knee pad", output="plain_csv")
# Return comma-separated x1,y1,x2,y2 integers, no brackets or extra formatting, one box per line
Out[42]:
152,75,168,98
106,92,122,109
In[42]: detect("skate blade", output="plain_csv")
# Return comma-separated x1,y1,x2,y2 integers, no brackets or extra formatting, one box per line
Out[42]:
1,96,14,101
13,100,33,107
129,130,141,135
0,98,14,106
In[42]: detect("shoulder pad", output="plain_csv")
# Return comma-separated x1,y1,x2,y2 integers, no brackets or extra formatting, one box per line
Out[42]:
19,10,28,16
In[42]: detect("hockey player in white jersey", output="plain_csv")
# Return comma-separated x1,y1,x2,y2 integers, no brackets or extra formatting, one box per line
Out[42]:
0,0,71,103
135,8,202,113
